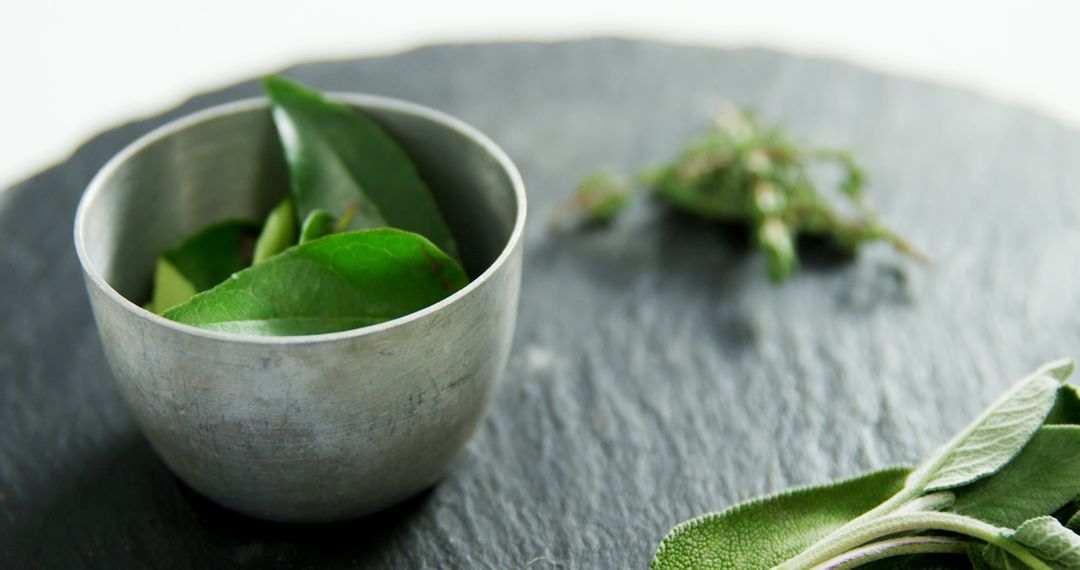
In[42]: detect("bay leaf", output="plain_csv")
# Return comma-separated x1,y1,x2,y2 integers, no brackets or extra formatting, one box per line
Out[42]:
264,75,460,261
650,467,911,570
164,228,467,336
253,198,298,264
299,209,337,244
146,257,195,315
147,220,260,313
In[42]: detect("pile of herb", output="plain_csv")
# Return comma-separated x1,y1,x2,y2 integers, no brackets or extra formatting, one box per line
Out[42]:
652,359,1080,569
563,106,923,282
145,76,467,335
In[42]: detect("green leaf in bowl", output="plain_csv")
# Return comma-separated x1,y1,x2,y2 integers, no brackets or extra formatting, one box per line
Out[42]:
264,75,461,262
147,220,260,313
164,228,468,336
253,198,298,264
299,209,338,244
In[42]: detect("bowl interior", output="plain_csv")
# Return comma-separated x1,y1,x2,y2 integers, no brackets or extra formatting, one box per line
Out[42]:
78,97,520,305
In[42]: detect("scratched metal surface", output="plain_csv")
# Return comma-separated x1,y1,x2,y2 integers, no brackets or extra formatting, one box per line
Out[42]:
4,39,1080,568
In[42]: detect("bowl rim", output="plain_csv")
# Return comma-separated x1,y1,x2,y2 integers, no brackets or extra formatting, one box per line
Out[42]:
73,92,527,345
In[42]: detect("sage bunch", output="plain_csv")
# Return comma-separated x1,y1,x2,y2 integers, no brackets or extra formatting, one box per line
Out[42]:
653,359,1080,569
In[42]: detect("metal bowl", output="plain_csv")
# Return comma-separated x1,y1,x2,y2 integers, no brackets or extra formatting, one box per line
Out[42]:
73,94,526,522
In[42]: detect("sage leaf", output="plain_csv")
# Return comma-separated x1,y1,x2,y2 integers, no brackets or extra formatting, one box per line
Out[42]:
299,209,337,244
1068,510,1080,534
656,360,1080,570
864,554,972,570
650,467,910,570
264,75,460,261
1051,500,1080,532
823,537,970,569
1006,516,1080,569
978,545,1027,570
968,545,995,570
1046,384,1080,425
953,426,1080,528
164,228,467,336
148,220,260,313
911,360,1074,492
253,198,298,264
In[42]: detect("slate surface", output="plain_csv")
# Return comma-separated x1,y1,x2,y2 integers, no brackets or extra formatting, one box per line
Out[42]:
4,39,1080,569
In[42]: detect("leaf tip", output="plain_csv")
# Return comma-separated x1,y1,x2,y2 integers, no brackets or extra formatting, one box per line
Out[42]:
261,74,287,93
1041,358,1076,382
262,74,316,103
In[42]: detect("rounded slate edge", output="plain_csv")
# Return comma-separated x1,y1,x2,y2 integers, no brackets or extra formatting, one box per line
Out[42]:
72,93,528,344
11,38,1076,195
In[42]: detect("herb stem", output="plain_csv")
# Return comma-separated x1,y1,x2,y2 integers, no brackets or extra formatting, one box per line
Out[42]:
808,536,969,570
776,486,922,570
890,491,955,515
778,512,1052,570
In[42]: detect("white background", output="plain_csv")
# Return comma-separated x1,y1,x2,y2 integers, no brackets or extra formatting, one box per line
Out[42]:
2,0,1079,188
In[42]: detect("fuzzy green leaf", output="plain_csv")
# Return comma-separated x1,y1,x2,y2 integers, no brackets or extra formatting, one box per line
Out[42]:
650,467,911,570
953,426,1080,528
968,544,996,570
147,220,260,313
164,229,467,336
1068,511,1080,534
1046,384,1080,425
1007,516,1080,569
978,545,1027,570
864,555,972,570
977,517,1080,569
816,536,971,569
912,360,1074,493
299,209,338,244
253,198,298,264
264,75,460,261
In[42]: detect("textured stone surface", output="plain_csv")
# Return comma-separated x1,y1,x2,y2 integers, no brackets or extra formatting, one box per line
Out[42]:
4,39,1080,568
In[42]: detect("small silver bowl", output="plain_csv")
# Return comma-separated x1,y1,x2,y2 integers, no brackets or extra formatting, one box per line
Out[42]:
73,94,526,522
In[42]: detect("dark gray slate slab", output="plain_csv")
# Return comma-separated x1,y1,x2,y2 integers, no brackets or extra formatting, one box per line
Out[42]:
4,39,1080,568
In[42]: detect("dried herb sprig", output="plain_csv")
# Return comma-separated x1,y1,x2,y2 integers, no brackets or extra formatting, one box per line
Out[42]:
562,106,923,282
